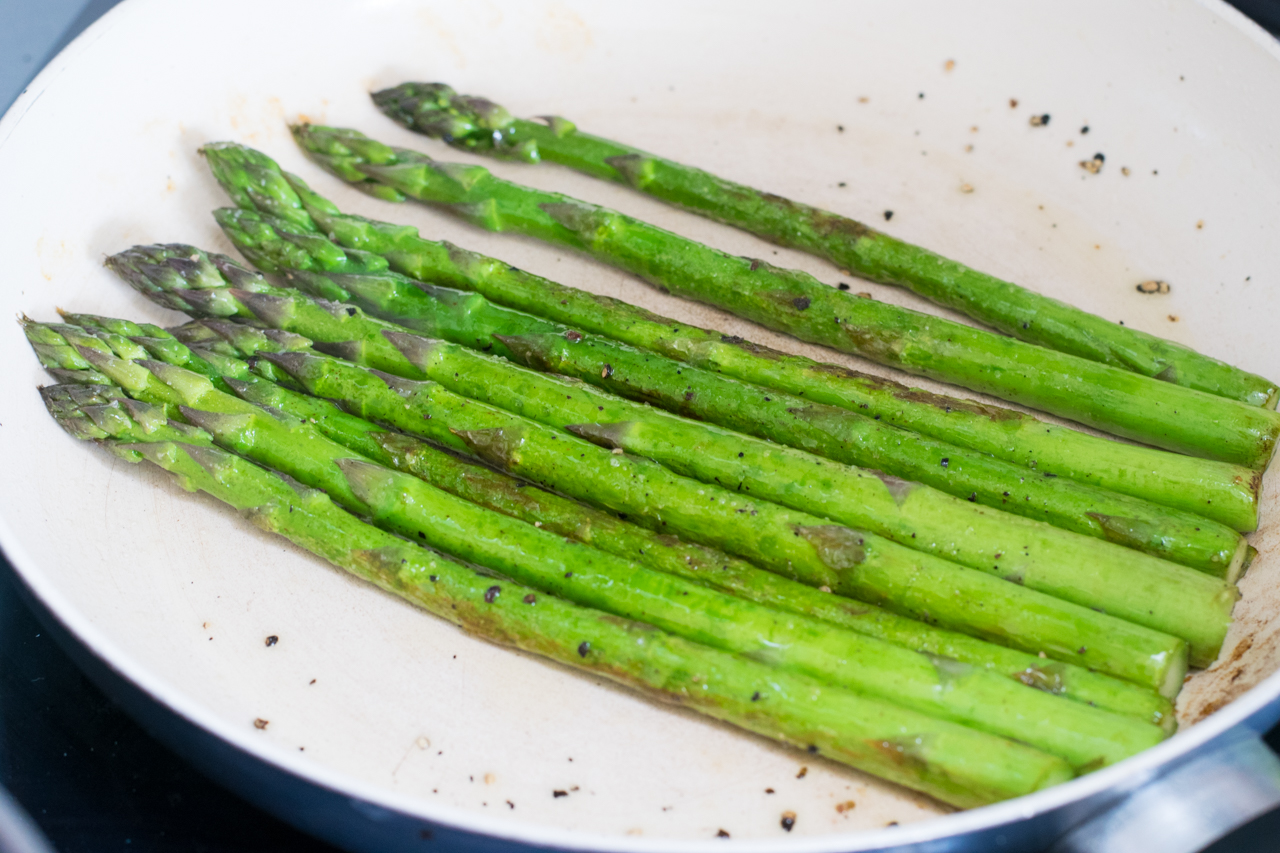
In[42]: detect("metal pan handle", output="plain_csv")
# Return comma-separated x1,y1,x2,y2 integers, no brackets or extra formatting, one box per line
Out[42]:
1051,733,1280,853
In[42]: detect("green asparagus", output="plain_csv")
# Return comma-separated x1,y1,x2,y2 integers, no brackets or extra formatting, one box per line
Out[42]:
377,331,1237,664
372,82,1278,410
74,313,1175,728
287,124,1280,468
199,143,1261,531
102,244,1197,686
41,404,1072,807
47,350,1165,769
210,204,1250,576
256,345,1190,692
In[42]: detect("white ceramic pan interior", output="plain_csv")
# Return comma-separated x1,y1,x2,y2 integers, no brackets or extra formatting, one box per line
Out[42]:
2,0,1280,848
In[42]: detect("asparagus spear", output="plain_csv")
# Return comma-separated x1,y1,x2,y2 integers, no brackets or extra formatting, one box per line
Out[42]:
372,82,1279,410
287,124,1280,468
66,313,1175,728
42,406,1072,807
199,144,1261,531
48,352,1164,769
377,331,1236,663
102,245,1203,682
210,206,1249,577
252,345,1190,693
102,244,1217,669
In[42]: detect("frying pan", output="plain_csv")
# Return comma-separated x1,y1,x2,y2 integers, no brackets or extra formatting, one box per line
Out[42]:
3,1,1280,850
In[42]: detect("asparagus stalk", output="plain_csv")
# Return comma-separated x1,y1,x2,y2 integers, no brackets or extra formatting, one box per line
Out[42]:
41,407,1071,807
211,205,1249,577
102,246,1201,683
70,313,1175,728
286,124,1280,468
253,345,1190,693
48,352,1164,769
372,83,1279,410
199,144,1261,531
376,331,1236,663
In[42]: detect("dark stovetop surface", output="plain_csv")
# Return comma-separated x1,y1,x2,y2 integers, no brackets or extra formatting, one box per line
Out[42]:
3,2,1280,851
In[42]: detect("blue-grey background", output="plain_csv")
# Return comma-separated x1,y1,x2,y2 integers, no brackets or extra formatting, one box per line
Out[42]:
1,1,1278,851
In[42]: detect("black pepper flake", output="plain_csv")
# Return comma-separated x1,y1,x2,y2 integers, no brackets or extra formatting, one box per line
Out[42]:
429,575,438,582
1030,113,1050,127
781,812,797,832
749,259,764,271
565,330,582,342
751,691,761,701
721,335,745,344
918,92,925,99
716,830,731,839
684,390,695,401
967,492,977,502
1081,125,1090,134
345,307,357,316
484,585,501,603
553,790,568,798
838,282,851,291
807,745,819,754
1078,646,1088,654
523,593,537,604
837,181,847,187
837,125,844,132
577,641,590,657
940,458,949,468
564,571,573,578
883,210,894,221
264,635,279,647
601,363,614,378
792,297,811,310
